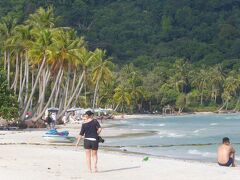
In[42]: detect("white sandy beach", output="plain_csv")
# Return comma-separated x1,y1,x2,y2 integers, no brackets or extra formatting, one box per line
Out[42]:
0,124,239,180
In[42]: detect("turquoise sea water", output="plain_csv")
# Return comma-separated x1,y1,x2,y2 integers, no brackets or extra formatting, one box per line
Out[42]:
105,113,240,162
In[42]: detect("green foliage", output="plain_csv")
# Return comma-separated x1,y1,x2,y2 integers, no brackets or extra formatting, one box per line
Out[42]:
1,1,240,65
0,69,18,120
1,2,240,114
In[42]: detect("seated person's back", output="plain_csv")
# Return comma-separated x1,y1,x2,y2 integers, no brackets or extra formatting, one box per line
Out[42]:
217,137,236,167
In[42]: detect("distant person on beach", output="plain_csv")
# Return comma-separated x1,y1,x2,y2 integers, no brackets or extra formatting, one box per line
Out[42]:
46,113,53,129
51,112,56,128
76,110,102,173
217,137,236,167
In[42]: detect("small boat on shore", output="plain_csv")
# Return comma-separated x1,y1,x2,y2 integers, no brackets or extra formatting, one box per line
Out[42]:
43,129,76,143
43,134,76,143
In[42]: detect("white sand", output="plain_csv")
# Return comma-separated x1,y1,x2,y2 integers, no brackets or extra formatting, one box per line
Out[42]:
0,126,239,180
0,145,239,180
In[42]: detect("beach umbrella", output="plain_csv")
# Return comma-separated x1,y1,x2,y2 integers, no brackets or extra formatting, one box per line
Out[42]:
47,107,59,112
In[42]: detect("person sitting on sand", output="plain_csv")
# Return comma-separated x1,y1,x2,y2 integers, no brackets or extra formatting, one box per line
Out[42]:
217,137,236,167
76,110,102,173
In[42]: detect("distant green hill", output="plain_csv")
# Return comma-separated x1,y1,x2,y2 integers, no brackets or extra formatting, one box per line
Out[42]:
1,0,240,67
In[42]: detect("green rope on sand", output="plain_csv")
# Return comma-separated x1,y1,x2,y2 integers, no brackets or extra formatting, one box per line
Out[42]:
142,156,149,161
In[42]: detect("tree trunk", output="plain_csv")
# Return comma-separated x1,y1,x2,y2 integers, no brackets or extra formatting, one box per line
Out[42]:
225,101,229,110
218,102,226,112
64,75,70,108
214,92,217,104
18,57,24,105
92,76,100,109
21,56,46,120
38,66,51,113
4,50,7,70
114,103,120,111
73,81,84,106
71,68,76,95
31,69,63,121
7,50,10,88
30,68,34,111
24,56,29,106
57,72,84,119
11,53,19,94
200,90,203,105
53,72,63,107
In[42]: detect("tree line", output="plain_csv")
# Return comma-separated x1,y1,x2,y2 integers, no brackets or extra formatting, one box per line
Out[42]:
1,6,240,122
0,7,115,121
1,0,240,66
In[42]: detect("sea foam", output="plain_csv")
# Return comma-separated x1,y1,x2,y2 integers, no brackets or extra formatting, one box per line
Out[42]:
188,149,216,158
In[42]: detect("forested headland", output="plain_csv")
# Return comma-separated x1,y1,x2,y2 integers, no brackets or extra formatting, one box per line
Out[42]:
1,1,240,122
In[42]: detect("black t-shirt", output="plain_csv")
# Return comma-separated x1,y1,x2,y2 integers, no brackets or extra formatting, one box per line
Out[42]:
79,119,101,139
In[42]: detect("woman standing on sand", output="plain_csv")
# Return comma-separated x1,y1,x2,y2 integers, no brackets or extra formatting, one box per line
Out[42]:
76,110,102,173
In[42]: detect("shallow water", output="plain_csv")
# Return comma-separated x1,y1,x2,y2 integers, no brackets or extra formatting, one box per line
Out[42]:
104,113,240,162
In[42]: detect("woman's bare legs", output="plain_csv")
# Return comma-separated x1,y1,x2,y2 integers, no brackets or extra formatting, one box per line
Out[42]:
85,149,92,172
92,150,98,172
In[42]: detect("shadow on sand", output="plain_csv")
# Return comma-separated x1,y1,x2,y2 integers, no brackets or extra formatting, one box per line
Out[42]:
98,166,141,173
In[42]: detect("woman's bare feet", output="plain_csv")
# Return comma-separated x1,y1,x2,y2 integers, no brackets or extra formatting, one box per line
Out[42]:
93,167,98,173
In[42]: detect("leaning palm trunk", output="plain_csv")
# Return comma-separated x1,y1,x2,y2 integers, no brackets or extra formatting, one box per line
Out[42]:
57,72,84,119
233,97,240,112
64,76,70,108
92,76,100,109
38,66,51,113
178,107,183,114
114,103,120,111
225,101,229,110
18,57,25,108
7,50,10,88
21,56,46,120
24,56,29,106
218,101,227,112
53,74,62,107
200,91,203,105
29,68,34,111
73,69,86,106
71,69,76,95
31,69,63,122
11,53,19,94
73,81,84,106
64,64,71,108
4,50,7,70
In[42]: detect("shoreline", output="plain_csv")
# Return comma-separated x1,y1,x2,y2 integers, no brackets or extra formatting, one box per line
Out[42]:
112,111,240,120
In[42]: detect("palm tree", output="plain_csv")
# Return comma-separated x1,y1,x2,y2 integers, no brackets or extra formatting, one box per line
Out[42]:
51,28,84,109
113,84,131,114
219,73,240,111
21,29,54,120
9,25,32,109
209,64,225,103
0,16,17,87
26,6,56,30
192,67,210,105
98,80,117,108
71,47,93,106
91,48,113,109
170,59,192,94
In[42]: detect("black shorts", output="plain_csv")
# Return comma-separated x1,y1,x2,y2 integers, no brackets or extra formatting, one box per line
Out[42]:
84,139,99,150
218,158,234,167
